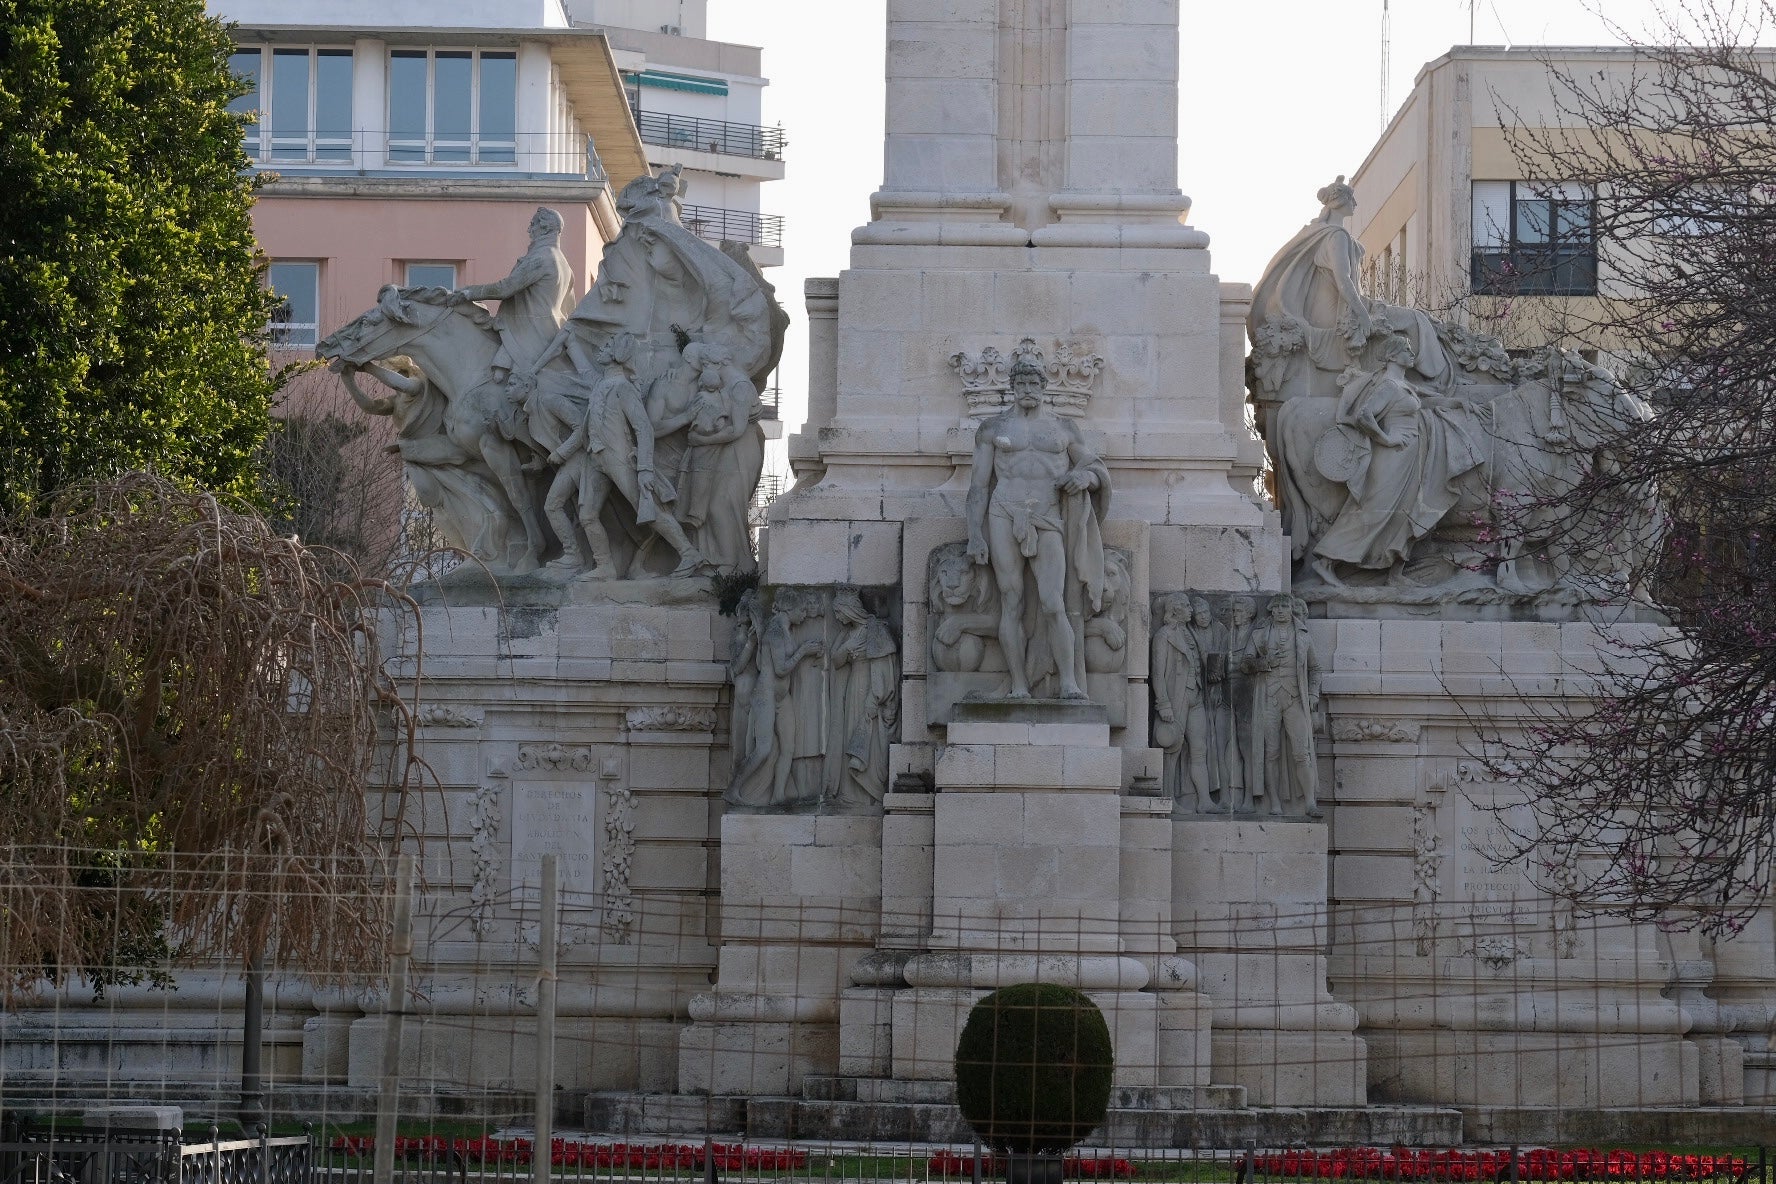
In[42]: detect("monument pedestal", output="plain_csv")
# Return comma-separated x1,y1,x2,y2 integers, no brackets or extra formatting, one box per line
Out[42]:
1175,818,1367,1105
862,701,1215,1087
677,813,882,1095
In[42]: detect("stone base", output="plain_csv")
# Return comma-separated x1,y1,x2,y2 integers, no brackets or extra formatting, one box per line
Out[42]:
1363,1029,1698,1108
1211,1029,1368,1107
346,1015,679,1092
677,1020,837,1096
581,1088,1466,1147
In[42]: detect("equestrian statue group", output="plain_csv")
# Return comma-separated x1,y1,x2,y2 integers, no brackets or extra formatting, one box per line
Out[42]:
317,166,786,579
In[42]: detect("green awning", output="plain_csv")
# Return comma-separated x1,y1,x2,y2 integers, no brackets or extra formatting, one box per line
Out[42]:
627,69,728,97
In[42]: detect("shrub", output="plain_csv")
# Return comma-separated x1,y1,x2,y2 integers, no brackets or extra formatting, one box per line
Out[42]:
953,983,1114,1156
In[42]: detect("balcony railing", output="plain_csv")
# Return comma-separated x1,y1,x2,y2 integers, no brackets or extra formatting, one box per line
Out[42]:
680,204,783,249
241,129,609,180
631,107,785,161
758,386,780,420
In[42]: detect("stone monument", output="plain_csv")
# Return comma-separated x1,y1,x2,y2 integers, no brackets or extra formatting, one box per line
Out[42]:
678,0,1362,1108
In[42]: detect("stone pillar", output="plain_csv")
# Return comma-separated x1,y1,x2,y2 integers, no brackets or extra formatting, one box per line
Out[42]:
789,277,840,480
351,39,387,170
515,41,554,174
678,814,882,1095
1175,818,1367,1105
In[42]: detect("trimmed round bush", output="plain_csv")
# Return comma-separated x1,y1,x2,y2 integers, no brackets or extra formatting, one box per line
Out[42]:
953,983,1115,1155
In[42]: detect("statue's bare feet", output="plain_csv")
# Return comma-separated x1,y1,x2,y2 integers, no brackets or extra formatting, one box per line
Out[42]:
1059,686,1088,700
1007,688,1033,700
1306,804,1325,820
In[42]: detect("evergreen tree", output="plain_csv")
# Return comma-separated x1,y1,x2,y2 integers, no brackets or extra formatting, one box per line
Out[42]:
0,0,277,510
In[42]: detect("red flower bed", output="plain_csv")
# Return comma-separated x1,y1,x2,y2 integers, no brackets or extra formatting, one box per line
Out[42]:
928,1151,1138,1178
1249,1149,1752,1182
327,1136,808,1170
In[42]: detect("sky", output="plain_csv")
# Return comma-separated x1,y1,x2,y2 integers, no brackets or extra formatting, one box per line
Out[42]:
699,0,1750,474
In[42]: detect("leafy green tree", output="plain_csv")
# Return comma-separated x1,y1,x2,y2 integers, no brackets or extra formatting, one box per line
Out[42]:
0,0,278,511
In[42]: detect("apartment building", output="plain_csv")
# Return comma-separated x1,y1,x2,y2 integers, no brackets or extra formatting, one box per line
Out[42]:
1348,47,1644,351
564,0,785,268
211,0,648,363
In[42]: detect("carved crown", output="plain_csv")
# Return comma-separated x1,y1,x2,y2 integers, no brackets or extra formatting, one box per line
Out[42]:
949,336,1104,418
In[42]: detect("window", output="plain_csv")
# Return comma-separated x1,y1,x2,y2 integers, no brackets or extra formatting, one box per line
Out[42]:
405,262,458,289
389,49,516,165
268,262,320,348
1471,181,1597,296
230,47,353,163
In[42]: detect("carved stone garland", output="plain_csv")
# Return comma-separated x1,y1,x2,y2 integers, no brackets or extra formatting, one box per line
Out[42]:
601,760,637,944
468,776,504,937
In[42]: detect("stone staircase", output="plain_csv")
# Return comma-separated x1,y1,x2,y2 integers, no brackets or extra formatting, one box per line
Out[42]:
584,1079,1465,1147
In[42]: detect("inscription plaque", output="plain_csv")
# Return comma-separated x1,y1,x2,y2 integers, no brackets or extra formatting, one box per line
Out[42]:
510,783,599,908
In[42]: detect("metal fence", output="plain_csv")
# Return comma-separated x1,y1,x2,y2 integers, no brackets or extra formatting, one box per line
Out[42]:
0,1127,311,1184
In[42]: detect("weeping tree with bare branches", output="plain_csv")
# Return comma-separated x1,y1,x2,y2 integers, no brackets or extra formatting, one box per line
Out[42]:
0,473,423,996
1469,2,1776,933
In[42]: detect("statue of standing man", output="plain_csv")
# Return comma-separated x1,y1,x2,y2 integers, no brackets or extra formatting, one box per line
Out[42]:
966,358,1111,700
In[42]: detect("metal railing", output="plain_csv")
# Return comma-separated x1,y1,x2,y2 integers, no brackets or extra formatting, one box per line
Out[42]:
0,1127,312,1184
630,107,785,161
758,386,780,420
679,204,783,249
241,129,610,180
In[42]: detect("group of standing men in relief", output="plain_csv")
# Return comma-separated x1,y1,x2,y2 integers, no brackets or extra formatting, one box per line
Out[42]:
324,167,781,579
1152,592,1322,819
725,587,900,815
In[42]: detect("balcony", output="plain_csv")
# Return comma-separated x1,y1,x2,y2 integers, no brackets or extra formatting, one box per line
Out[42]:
630,107,785,161
681,204,783,250
242,129,610,181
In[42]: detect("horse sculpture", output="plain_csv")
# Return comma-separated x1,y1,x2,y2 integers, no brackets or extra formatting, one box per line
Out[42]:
318,286,556,572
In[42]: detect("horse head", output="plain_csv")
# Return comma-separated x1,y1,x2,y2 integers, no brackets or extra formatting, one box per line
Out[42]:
316,285,497,369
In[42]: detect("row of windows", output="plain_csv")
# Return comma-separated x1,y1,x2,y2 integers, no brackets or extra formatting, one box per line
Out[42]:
229,47,517,166
268,261,459,348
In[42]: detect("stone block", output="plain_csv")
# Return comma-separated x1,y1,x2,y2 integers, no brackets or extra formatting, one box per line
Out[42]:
1334,620,1382,672
891,987,984,1081
1331,854,1413,901
995,847,1061,899
81,1106,182,1131
934,791,1008,845
677,1019,837,1096
1500,622,1563,676
791,844,883,901
1087,990,1161,1086
1212,1029,1368,1106
993,272,1071,332
1057,844,1123,903
1062,745,1125,790
1025,794,1118,848
1380,620,1443,674
935,743,995,789
837,988,896,1077
933,842,1001,900
887,25,997,81
995,744,1070,790
1256,847,1330,905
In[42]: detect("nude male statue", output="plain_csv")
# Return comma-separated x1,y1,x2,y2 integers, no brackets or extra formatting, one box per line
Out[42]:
965,357,1111,700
